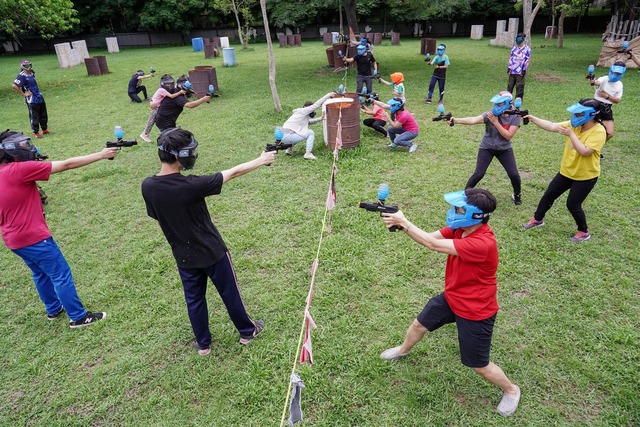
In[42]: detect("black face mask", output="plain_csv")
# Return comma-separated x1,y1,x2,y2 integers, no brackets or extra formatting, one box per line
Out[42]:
309,111,316,119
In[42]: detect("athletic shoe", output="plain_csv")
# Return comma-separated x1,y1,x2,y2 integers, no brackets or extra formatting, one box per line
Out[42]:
303,153,316,160
285,147,293,155
512,194,522,206
388,143,398,148
69,311,106,329
497,385,521,416
409,143,418,153
140,133,152,143
239,320,265,345
424,98,432,104
34,132,42,139
191,342,211,356
571,230,591,243
42,129,51,135
47,307,65,320
523,217,544,229
380,345,410,361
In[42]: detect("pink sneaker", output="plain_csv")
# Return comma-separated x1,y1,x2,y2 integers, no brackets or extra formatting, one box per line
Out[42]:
571,230,590,242
523,217,544,229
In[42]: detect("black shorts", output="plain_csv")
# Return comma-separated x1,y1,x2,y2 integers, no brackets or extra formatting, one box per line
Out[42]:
416,292,496,368
597,102,614,121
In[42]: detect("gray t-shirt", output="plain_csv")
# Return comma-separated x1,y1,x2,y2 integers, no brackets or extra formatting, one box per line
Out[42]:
479,112,521,151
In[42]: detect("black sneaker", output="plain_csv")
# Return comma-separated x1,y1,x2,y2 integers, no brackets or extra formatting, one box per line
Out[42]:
47,307,65,320
512,194,522,206
69,311,106,329
239,320,265,345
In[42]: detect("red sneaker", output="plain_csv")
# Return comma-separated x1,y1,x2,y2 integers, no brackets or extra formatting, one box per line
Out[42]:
34,132,42,139
42,129,51,135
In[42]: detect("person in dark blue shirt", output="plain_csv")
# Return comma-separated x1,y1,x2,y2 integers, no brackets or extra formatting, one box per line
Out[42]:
12,60,49,139
127,69,154,102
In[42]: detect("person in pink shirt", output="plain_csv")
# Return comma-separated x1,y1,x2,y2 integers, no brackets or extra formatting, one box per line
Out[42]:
360,93,388,137
374,98,420,153
140,74,186,143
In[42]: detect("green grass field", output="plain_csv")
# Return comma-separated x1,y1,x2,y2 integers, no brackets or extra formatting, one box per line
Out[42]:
0,34,638,426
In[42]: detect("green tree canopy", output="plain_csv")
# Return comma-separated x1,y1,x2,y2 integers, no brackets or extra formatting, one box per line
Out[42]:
1,0,79,40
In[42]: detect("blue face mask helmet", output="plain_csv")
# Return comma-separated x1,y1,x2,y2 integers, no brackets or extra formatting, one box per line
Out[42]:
567,101,599,128
357,45,366,55
436,44,446,55
387,98,404,114
157,128,199,170
516,33,525,44
490,91,513,116
444,190,490,229
608,62,626,83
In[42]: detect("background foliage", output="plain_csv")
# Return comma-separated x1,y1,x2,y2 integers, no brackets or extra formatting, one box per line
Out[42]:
0,34,638,426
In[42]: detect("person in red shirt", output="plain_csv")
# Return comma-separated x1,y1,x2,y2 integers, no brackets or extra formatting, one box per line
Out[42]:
379,188,521,417
0,132,118,328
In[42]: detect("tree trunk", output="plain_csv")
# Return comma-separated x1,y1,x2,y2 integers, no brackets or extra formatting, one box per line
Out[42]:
259,0,281,112
343,0,359,35
232,0,246,49
522,0,544,43
557,9,566,48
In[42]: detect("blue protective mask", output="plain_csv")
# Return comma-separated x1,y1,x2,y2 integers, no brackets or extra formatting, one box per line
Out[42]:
567,103,597,127
490,93,512,116
608,71,622,82
516,36,525,44
444,191,489,229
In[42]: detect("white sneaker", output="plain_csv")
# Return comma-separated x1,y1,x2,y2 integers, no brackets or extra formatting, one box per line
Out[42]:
303,153,317,160
409,143,418,153
285,147,293,155
380,346,410,361
140,133,152,143
497,385,521,416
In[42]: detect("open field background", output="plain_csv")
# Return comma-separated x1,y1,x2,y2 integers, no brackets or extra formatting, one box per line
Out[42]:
0,34,638,426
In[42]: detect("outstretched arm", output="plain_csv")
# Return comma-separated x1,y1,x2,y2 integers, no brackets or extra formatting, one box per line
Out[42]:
526,115,562,132
185,95,211,108
221,151,276,183
51,148,119,174
382,210,457,255
450,115,484,126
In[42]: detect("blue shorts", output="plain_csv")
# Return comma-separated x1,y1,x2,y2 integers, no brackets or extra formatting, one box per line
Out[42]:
416,292,496,368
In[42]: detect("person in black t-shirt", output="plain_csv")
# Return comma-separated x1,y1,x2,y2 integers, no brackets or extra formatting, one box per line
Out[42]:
141,128,276,355
342,44,378,95
127,69,155,103
155,75,211,131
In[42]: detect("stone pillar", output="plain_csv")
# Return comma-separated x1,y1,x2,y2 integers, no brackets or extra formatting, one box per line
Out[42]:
106,37,119,53
220,37,230,48
471,25,484,40
507,18,519,45
54,43,73,68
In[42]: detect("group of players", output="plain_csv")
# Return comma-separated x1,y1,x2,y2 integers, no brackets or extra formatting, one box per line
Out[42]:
1,36,633,418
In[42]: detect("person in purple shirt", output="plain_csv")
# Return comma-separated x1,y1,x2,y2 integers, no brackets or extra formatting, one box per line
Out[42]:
507,33,531,100
11,60,49,139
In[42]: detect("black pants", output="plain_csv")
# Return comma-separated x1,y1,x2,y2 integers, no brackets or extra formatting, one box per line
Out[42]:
534,173,598,232
128,85,148,102
363,118,387,136
507,73,526,100
27,101,48,133
177,252,256,348
466,148,521,196
427,75,446,101
356,75,373,95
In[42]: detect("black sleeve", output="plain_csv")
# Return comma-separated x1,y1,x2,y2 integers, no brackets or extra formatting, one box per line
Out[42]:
189,172,223,198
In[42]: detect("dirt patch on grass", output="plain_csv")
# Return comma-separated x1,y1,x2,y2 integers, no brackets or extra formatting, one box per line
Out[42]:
534,73,568,83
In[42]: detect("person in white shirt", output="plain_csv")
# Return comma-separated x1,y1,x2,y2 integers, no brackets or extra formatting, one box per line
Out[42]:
589,62,625,141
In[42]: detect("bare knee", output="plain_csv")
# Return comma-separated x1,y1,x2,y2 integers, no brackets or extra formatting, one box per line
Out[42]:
410,319,428,333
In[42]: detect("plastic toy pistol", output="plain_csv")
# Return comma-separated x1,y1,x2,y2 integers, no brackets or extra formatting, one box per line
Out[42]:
205,84,219,102
432,104,454,126
106,126,137,159
336,84,346,95
265,128,292,153
358,183,402,232
504,97,529,125
617,41,632,54
425,53,431,62
150,66,155,74
585,64,595,85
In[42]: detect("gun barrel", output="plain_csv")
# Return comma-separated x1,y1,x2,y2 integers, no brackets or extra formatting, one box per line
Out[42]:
265,142,293,152
106,139,138,148
358,201,398,213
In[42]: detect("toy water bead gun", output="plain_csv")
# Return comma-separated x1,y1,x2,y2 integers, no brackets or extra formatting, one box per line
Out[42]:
585,64,595,85
432,104,454,126
107,126,137,159
358,183,403,232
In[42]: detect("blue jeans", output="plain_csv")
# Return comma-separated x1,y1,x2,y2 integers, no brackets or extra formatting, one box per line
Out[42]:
12,238,87,321
177,252,256,348
388,127,418,147
282,130,315,153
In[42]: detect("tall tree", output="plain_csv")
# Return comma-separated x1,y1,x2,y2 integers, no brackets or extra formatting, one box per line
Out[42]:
212,0,257,49
139,0,206,34
1,0,79,40
259,0,281,112
343,0,359,35
555,0,591,48
522,0,544,43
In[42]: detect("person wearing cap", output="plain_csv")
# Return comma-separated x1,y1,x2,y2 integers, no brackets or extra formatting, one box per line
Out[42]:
507,33,531,100
11,60,50,139
342,44,378,95
588,61,625,141
376,72,406,102
378,188,522,417
523,99,606,243
446,91,523,206
424,44,450,104
374,98,419,153
127,69,155,103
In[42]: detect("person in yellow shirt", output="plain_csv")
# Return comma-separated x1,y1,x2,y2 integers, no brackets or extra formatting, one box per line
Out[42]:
522,99,606,242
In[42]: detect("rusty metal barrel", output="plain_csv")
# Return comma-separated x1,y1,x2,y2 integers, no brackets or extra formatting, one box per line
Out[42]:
424,38,437,55
95,55,109,74
332,42,347,68
84,57,101,76
189,66,219,97
279,35,287,48
323,32,333,45
326,48,335,67
324,94,360,150
204,43,216,58
391,32,400,45
373,33,382,45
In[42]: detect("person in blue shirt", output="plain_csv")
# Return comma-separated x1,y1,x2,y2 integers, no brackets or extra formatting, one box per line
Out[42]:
424,44,450,105
12,60,49,139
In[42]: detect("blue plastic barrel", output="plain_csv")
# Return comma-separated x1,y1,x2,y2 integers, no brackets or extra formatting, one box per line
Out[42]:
192,37,204,52
222,47,236,66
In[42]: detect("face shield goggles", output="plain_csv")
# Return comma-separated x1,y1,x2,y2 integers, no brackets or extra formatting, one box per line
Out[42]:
158,129,199,170
444,190,490,229
567,102,598,127
0,134,39,161
490,93,513,116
